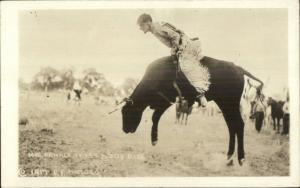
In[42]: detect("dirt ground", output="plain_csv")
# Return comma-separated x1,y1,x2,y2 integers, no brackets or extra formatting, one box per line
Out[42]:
19,91,289,177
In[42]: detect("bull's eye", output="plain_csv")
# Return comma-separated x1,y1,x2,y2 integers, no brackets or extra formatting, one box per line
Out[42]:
128,99,134,105
124,98,134,106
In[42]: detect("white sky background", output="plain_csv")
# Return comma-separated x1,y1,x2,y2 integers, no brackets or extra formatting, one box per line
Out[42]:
19,9,288,95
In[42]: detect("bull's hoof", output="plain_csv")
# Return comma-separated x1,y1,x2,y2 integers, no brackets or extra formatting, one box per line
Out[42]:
226,155,234,166
238,158,245,166
226,159,234,166
152,141,157,146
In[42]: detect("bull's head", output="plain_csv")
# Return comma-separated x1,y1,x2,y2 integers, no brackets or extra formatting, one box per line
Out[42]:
121,97,147,133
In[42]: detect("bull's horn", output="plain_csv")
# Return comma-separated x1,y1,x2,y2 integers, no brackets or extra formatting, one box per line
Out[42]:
122,97,133,105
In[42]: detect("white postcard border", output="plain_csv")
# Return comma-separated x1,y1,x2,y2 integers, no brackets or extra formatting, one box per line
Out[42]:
1,0,299,187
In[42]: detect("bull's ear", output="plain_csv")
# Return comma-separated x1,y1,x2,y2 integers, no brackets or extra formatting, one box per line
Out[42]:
121,97,127,103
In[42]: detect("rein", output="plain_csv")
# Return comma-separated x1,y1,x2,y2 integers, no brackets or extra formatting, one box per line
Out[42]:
106,80,183,116
157,91,173,105
102,98,132,117
156,81,183,105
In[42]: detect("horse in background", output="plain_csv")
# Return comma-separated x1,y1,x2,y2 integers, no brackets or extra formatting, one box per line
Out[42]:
267,97,284,133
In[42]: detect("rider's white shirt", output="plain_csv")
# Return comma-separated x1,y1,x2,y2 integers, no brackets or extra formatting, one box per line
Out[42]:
150,21,210,93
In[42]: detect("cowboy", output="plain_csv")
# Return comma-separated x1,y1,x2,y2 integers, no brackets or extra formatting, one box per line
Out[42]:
72,80,82,100
137,13,210,107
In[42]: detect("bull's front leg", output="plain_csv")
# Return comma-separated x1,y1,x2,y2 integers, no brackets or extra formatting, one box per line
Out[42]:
151,108,168,146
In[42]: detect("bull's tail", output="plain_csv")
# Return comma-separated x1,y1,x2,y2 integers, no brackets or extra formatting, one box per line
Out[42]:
240,67,264,101
241,67,264,89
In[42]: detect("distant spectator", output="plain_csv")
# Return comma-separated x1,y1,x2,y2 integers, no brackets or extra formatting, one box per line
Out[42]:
282,96,289,135
73,80,82,100
253,95,266,133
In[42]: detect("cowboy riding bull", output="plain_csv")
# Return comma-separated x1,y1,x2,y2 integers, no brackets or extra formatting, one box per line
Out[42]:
121,56,263,166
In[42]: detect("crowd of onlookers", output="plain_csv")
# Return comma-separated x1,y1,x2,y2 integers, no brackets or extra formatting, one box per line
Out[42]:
192,91,290,136
250,92,289,135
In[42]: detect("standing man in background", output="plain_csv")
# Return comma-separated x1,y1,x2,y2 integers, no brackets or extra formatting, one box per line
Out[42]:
282,94,289,135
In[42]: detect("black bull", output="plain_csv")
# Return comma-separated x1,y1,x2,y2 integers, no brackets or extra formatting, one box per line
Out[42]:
121,56,263,165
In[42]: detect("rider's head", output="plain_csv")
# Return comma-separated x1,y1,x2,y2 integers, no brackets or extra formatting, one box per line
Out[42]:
137,13,152,33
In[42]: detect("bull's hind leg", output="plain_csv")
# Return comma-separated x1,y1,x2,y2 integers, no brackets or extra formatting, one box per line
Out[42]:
236,111,245,165
223,113,236,166
151,107,168,146
222,107,245,166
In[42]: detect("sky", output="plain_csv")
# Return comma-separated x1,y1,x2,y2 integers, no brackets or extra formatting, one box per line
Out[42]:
19,8,288,95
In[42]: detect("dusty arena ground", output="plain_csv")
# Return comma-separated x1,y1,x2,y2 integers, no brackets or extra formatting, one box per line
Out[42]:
19,91,289,177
